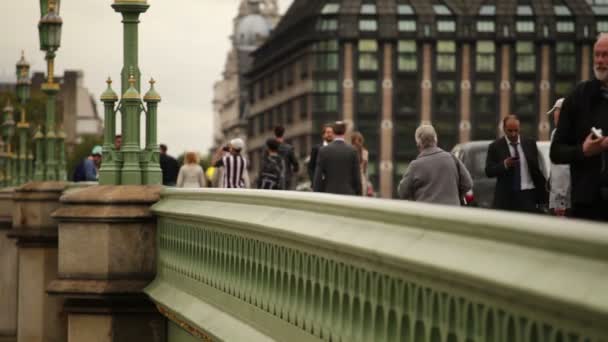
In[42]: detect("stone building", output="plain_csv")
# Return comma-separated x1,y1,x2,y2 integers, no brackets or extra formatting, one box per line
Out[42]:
212,0,280,152
245,0,607,198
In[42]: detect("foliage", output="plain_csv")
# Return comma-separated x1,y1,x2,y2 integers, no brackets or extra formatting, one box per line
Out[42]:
66,135,103,181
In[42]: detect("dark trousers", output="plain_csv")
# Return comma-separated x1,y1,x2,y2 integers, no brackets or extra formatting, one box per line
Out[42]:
572,201,608,222
506,189,541,213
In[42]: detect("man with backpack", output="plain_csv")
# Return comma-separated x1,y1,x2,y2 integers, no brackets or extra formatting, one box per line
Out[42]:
73,145,102,182
257,138,285,190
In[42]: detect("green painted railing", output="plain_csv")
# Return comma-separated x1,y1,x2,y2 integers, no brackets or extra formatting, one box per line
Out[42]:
145,189,608,342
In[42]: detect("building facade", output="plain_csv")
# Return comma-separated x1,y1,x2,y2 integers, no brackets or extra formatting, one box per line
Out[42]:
212,0,280,152
246,0,607,198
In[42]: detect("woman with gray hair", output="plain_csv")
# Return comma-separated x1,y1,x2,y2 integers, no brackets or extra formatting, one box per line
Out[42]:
397,125,473,206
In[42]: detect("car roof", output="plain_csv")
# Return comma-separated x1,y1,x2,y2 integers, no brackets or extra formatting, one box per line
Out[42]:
452,140,492,152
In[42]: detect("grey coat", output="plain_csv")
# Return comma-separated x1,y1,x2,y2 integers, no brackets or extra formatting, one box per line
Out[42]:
313,140,362,196
398,147,473,206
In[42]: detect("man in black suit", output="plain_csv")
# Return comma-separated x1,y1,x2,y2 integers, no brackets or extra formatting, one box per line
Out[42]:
485,115,548,212
159,144,179,186
273,126,299,190
551,34,608,221
313,122,362,196
308,124,335,182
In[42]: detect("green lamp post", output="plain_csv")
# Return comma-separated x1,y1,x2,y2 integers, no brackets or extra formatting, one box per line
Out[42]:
38,0,64,181
0,137,5,187
99,0,162,186
2,101,15,186
16,51,31,185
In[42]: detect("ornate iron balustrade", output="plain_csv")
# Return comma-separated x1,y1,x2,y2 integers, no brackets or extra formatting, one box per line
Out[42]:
145,189,608,342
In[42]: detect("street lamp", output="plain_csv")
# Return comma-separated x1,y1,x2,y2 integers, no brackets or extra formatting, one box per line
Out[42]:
2,101,15,186
15,52,31,185
37,0,64,181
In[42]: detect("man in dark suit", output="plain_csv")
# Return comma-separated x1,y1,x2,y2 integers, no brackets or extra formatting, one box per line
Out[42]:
485,115,548,212
313,122,362,196
159,144,179,186
308,124,335,182
550,34,608,221
273,126,299,190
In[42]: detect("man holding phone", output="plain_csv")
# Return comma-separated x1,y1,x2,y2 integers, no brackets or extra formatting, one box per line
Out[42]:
551,33,608,221
485,115,548,212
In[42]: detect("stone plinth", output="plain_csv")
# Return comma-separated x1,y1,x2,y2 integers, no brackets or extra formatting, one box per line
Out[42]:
49,185,165,342
0,188,16,342
9,181,68,342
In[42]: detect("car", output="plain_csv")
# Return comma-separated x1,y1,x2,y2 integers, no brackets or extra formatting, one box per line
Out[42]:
452,140,550,208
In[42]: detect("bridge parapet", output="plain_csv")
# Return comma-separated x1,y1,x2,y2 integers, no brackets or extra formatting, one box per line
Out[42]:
146,189,608,342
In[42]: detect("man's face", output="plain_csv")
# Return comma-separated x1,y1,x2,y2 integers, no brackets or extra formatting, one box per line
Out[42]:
115,136,122,150
323,127,335,143
504,119,520,143
594,38,608,84
92,155,102,166
553,108,561,127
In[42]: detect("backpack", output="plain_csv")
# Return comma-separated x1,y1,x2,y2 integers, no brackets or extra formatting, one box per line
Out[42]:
72,160,87,182
258,155,285,190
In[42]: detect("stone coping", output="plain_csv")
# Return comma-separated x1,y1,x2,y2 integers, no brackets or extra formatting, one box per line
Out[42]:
59,185,162,204
15,181,68,193
47,279,152,297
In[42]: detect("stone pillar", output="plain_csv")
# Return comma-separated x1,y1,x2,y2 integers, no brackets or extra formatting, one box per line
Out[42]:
49,185,166,342
420,43,433,124
581,44,591,82
342,42,354,132
459,43,472,143
9,182,68,342
0,188,16,342
380,43,394,199
538,44,551,141
499,43,512,136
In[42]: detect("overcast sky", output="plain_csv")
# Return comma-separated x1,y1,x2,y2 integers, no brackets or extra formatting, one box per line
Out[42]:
0,0,293,155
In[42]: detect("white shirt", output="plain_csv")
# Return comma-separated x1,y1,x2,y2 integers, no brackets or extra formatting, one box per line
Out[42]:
506,136,535,190
549,130,571,209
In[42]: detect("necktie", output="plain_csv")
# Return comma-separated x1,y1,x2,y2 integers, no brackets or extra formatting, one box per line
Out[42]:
511,142,521,191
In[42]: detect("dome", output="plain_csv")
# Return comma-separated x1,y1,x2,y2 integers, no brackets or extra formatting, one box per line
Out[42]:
235,13,273,51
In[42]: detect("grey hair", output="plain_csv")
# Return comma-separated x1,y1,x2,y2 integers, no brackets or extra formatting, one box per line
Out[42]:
415,124,438,149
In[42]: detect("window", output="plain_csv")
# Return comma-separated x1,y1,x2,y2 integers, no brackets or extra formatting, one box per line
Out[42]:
358,40,379,71
357,80,378,112
299,95,308,120
517,5,533,16
397,4,414,15
398,20,417,32
314,40,339,71
359,19,378,31
557,21,575,33
436,41,456,72
514,81,536,136
314,80,338,92
516,42,535,72
516,21,535,33
300,56,309,79
476,41,495,72
479,5,496,16
360,4,376,14
286,64,294,85
321,3,340,14
472,80,498,140
314,81,338,112
476,20,495,32
554,5,572,16
433,4,452,15
555,82,574,98
473,81,496,113
397,40,417,71
598,21,608,32
317,19,338,31
437,20,456,32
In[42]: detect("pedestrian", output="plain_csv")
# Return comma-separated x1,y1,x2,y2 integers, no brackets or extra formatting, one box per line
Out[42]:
351,131,369,196
546,98,571,217
272,126,299,190
551,33,608,221
73,145,102,182
398,125,472,205
485,115,548,213
308,124,334,183
212,138,249,189
313,121,362,196
114,134,122,151
257,138,285,190
159,144,179,186
176,151,207,188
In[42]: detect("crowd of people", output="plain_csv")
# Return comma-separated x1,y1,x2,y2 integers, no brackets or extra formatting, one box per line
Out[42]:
72,34,608,223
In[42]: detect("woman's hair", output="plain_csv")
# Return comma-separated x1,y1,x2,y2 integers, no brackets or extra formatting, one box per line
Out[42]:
184,151,199,165
351,131,365,147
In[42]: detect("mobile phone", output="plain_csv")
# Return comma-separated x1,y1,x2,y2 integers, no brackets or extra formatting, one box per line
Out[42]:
591,127,604,139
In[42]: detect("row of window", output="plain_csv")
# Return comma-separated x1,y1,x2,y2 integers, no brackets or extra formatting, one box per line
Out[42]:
254,57,309,101
250,96,309,136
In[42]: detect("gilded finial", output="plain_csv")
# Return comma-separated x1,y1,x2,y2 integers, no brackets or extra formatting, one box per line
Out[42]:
49,0,57,12
149,78,156,86
128,74,136,88
106,77,112,86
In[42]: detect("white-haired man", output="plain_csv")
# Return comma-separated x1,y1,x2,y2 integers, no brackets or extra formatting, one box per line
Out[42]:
551,33,608,221
398,125,472,206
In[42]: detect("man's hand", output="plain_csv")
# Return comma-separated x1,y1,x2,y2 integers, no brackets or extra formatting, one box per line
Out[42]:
582,133,608,157
504,157,519,169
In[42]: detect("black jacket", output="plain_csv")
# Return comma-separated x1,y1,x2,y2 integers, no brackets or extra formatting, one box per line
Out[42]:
485,137,548,209
308,143,321,182
160,154,180,185
550,79,608,205
313,140,362,196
